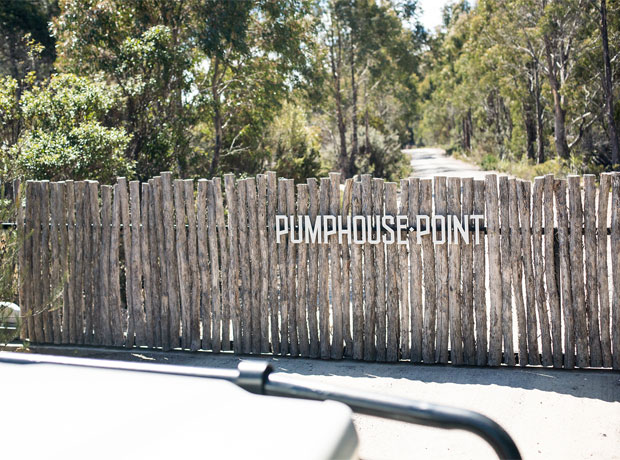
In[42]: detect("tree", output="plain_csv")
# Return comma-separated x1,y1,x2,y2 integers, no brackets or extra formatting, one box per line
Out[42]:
191,0,315,177
54,0,198,180
0,0,56,83
267,100,324,182
596,0,619,165
416,0,620,173
315,0,422,178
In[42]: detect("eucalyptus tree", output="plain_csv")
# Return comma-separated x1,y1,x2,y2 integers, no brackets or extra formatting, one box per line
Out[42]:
314,0,422,178
595,0,619,165
0,0,56,83
54,0,315,179
538,0,588,160
192,0,315,176
54,0,199,179
417,0,619,172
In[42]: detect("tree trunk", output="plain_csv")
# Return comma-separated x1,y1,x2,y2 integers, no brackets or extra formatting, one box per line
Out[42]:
364,78,370,155
599,0,620,165
349,46,359,177
544,36,570,160
365,108,370,154
210,57,222,176
466,109,472,150
524,98,537,161
330,28,348,176
461,110,472,151
534,62,545,163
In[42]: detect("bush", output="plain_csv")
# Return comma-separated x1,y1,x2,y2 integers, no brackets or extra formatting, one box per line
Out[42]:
268,102,325,182
15,122,132,183
480,154,498,171
356,127,412,181
4,73,135,183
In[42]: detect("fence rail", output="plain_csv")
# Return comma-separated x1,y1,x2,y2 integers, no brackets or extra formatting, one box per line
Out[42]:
16,172,620,369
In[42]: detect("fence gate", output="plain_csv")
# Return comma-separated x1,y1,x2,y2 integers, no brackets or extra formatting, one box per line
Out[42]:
16,171,620,369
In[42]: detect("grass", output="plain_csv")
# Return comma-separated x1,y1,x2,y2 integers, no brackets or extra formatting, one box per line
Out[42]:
452,148,577,181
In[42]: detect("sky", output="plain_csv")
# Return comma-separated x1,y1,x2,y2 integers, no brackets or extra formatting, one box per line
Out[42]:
417,0,450,32
417,0,477,33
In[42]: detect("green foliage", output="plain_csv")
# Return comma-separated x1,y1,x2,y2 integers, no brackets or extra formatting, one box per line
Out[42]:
0,0,56,80
462,148,569,180
355,128,412,181
0,75,20,151
53,0,317,180
53,0,197,179
5,73,134,183
267,102,325,182
19,73,120,131
15,122,132,183
2,0,618,183
415,0,620,174
480,154,499,171
189,0,316,177
306,0,423,178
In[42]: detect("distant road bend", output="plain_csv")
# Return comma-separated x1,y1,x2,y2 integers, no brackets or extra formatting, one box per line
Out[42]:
404,147,495,179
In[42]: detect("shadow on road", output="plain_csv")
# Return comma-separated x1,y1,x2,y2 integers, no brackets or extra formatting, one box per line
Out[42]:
22,345,620,403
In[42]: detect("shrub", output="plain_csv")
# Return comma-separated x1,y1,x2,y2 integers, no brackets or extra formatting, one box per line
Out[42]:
268,102,325,182
6,73,135,183
15,122,132,183
356,128,412,181
480,154,498,171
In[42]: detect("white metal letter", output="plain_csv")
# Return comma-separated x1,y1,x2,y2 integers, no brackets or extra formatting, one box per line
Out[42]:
417,215,430,244
276,215,288,243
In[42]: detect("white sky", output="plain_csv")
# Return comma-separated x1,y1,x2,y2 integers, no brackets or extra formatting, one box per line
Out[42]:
417,0,477,32
418,0,450,32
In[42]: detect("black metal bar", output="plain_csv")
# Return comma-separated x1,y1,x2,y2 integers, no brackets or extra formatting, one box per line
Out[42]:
2,353,521,459
264,372,521,459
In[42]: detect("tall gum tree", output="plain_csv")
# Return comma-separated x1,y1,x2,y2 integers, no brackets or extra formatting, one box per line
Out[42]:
596,0,619,165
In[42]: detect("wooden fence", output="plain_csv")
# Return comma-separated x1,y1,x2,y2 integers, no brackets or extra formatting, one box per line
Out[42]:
16,172,620,368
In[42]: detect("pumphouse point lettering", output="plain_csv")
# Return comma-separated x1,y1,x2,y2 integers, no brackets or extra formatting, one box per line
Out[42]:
276,214,485,245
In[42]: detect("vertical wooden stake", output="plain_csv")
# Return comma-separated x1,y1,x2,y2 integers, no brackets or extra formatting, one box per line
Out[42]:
351,180,364,360
307,178,320,358
473,180,487,365
361,175,375,361
434,176,449,363
373,178,386,362
461,178,475,365
543,175,563,368
508,179,527,365
597,174,612,367
329,173,343,359
485,174,502,366
567,176,589,368
385,182,399,362
447,177,463,365
583,175,603,367
517,180,541,365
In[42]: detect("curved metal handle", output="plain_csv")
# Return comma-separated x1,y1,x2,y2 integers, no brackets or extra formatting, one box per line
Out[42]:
238,361,521,460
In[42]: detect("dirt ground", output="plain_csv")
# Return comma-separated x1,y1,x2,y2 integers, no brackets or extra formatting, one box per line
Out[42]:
21,345,620,460
406,147,499,180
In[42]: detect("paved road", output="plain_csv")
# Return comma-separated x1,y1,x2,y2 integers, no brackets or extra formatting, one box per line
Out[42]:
23,346,620,460
406,147,496,180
